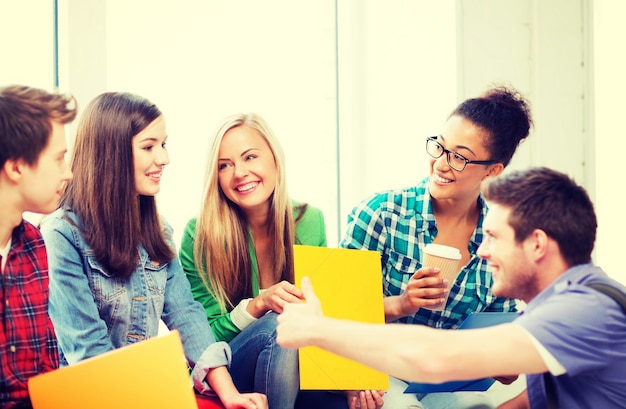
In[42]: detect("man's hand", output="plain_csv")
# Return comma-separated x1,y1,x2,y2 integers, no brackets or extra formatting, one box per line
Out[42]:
276,276,322,349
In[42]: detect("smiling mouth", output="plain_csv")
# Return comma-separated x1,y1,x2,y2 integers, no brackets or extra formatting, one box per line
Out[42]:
237,182,258,192
433,173,454,184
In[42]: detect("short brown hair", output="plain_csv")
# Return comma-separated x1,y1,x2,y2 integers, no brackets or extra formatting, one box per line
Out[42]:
481,166,596,266
0,84,77,167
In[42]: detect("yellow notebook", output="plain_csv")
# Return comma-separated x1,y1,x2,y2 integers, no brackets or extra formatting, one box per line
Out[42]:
28,330,198,409
293,245,390,390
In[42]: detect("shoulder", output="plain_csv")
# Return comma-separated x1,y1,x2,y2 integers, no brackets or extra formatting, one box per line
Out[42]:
292,201,325,229
292,201,327,246
21,219,41,239
519,266,626,333
292,201,323,219
182,217,199,237
39,207,75,236
159,215,174,235
15,220,45,252
352,180,429,218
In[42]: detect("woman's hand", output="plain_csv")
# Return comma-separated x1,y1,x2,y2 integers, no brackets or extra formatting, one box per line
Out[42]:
276,277,323,349
345,390,385,409
386,267,448,320
208,366,268,409
221,392,268,409
249,280,304,316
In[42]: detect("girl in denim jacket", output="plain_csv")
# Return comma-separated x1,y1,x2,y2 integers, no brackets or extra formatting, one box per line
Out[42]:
40,92,267,409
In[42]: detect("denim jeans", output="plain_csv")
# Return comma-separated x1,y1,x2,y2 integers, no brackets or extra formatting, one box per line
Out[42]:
228,312,298,409
295,390,349,409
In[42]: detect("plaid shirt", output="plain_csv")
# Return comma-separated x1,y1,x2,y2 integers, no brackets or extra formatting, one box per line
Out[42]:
340,177,518,329
1,221,59,408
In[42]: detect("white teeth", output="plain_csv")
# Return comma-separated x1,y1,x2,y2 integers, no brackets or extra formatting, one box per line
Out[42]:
434,173,453,183
237,182,258,192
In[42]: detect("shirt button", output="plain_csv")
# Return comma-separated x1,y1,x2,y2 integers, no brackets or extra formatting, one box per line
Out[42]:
10,345,16,353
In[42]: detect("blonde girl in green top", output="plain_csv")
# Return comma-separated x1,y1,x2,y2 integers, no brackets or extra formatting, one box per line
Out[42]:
180,113,326,409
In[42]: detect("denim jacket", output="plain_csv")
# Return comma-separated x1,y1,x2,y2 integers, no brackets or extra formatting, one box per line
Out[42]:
40,208,230,394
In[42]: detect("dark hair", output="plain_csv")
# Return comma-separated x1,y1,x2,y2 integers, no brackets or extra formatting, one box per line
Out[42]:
61,92,174,279
0,84,77,167
481,167,596,267
450,85,533,167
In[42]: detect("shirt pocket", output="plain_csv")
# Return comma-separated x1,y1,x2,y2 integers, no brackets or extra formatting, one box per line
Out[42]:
385,249,420,295
86,256,125,305
144,261,167,296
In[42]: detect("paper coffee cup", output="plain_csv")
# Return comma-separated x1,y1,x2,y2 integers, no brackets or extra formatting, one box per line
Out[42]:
422,244,462,311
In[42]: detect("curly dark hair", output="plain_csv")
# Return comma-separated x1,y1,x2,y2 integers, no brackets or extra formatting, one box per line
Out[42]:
450,84,533,167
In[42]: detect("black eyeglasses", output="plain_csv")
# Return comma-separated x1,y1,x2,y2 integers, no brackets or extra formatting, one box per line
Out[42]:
425,136,497,172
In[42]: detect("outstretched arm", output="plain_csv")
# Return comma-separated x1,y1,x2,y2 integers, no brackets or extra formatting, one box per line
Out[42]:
277,277,547,384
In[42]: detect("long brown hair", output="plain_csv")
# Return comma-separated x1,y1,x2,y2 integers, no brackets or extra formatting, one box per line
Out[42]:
61,92,174,279
194,113,299,312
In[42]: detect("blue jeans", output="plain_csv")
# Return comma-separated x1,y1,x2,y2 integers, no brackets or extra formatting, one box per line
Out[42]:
295,391,349,409
228,312,298,409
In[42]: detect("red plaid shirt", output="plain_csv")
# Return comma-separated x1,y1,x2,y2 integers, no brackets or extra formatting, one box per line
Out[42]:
1,221,59,408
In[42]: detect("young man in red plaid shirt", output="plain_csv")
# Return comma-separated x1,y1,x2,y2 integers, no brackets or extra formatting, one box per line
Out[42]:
0,85,76,408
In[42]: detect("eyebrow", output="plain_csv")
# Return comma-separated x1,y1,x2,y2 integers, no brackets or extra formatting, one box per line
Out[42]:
438,135,478,157
137,135,168,144
218,147,261,161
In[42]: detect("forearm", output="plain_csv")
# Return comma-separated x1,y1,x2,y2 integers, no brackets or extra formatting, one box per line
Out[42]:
207,366,240,402
383,295,408,322
299,318,539,384
305,317,441,382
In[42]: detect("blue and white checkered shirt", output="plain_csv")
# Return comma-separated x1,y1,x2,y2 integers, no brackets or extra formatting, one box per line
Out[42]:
340,176,518,329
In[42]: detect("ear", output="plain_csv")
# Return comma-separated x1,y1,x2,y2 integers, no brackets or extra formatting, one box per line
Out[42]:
2,158,25,182
526,229,550,261
482,163,505,180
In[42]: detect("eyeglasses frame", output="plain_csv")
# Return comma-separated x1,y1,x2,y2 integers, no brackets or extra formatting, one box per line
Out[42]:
425,136,498,171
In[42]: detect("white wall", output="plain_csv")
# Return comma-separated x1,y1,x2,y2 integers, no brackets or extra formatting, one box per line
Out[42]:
593,0,626,284
3,1,622,285
457,0,588,182
58,0,461,248
0,1,54,89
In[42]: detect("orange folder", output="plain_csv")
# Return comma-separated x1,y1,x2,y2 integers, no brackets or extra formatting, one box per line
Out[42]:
28,330,199,409
293,245,390,390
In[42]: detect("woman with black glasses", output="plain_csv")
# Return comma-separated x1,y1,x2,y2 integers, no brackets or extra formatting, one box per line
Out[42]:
338,85,533,409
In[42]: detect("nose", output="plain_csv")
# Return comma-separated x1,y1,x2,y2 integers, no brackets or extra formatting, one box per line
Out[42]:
233,162,249,178
476,240,488,260
63,160,73,181
434,152,451,170
156,146,170,166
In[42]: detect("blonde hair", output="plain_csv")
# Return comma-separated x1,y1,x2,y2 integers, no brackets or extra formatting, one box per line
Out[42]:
194,113,296,312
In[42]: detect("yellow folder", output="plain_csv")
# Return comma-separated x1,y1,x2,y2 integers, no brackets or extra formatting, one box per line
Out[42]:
293,245,390,390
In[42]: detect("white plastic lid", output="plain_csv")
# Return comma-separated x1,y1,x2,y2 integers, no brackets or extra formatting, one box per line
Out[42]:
423,243,462,259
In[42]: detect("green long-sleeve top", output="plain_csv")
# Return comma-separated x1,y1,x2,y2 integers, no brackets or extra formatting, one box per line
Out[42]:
179,202,327,342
